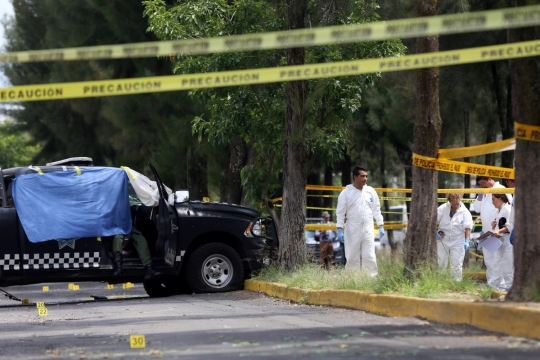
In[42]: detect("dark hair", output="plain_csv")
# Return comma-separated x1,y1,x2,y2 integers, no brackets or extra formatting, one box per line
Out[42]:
492,194,509,203
352,166,368,178
476,176,490,182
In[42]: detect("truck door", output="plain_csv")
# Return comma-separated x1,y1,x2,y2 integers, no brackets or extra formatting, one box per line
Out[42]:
0,170,21,282
10,167,107,280
148,162,178,267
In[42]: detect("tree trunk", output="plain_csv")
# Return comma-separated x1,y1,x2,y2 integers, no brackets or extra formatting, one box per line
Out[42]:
463,110,471,268
306,171,321,218
324,165,334,217
491,63,513,168
404,0,441,276
463,110,471,210
187,147,208,201
340,152,352,186
227,135,247,204
380,141,397,253
505,3,540,301
278,0,309,270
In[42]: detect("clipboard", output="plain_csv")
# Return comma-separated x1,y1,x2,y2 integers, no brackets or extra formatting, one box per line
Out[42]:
476,231,500,240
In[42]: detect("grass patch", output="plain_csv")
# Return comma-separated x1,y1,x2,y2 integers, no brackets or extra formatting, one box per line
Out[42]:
255,253,489,300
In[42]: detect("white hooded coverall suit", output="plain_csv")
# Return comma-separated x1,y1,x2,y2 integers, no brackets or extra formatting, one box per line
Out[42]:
472,182,512,289
436,202,473,280
336,184,384,275
492,202,513,290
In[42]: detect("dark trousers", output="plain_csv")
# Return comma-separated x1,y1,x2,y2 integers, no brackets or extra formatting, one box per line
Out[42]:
320,241,334,268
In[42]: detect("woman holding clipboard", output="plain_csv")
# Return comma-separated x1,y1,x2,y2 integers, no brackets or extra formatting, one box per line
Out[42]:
490,194,513,291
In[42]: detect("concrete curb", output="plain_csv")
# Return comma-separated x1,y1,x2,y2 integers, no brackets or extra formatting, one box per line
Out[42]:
245,279,540,340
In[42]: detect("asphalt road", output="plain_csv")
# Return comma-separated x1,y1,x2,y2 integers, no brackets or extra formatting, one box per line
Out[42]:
1,282,539,359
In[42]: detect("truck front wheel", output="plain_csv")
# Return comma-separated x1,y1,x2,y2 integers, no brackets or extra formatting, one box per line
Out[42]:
186,243,244,293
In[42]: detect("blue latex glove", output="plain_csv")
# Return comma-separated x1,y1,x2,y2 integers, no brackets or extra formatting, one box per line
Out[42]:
337,228,344,243
510,230,514,245
476,184,483,200
378,226,385,238
437,231,441,240
464,238,470,251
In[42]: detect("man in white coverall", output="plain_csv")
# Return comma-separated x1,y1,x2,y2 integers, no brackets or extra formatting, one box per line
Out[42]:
437,193,473,280
473,176,513,289
336,166,384,275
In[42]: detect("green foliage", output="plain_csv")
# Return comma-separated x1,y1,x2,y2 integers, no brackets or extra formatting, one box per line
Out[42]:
143,0,405,205
0,120,41,168
1,0,208,193
257,253,484,299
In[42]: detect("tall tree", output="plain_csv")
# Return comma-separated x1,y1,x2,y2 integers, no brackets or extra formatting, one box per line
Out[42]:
2,0,207,193
404,0,441,275
144,0,405,268
278,0,309,268
506,0,540,302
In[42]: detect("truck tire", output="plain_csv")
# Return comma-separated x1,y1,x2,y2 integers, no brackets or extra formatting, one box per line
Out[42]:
186,243,244,293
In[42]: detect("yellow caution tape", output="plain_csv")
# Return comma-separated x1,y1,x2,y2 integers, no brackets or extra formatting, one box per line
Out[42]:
306,185,411,192
74,166,81,176
2,6,540,63
305,185,512,194
305,223,407,231
469,251,484,259
437,138,515,159
437,188,514,194
33,166,43,175
3,40,540,103
412,153,515,179
515,122,540,142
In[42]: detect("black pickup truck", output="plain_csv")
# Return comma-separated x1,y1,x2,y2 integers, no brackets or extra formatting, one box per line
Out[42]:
0,159,278,297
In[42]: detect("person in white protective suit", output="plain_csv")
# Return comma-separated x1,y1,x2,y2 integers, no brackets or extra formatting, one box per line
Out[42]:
436,193,473,280
473,176,512,289
336,166,384,276
490,194,513,291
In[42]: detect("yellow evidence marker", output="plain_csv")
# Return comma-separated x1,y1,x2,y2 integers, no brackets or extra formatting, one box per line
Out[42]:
68,283,74,289
73,285,80,291
130,335,146,349
38,307,48,316
42,286,49,292
36,302,45,308
21,298,30,305
107,284,114,290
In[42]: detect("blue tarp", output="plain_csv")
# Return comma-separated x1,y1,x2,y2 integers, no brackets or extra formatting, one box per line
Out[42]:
13,167,132,243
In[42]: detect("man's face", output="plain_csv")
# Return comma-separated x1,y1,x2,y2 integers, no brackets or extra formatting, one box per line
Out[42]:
354,171,368,187
478,178,493,188
323,216,330,222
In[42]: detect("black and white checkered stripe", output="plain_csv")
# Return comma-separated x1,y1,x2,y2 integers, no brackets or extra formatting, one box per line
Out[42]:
0,253,100,270
0,254,20,271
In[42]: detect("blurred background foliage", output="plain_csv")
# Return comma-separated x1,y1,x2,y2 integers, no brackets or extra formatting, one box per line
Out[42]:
0,0,515,210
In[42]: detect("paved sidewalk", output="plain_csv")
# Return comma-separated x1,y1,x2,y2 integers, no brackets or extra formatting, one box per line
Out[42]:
245,279,540,340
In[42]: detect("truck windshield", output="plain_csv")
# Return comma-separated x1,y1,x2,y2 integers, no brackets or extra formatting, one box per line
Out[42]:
128,183,143,206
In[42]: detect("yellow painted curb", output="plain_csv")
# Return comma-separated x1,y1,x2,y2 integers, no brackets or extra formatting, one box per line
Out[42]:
245,279,540,340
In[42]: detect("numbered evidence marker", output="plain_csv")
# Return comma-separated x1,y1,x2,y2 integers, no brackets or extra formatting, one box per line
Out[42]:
107,284,114,290
38,307,48,316
36,302,45,308
73,285,80,291
68,283,74,290
21,298,30,305
42,286,49,292
130,335,146,349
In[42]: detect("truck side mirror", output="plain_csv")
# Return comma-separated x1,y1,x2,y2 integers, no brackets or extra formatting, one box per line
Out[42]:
175,190,190,203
